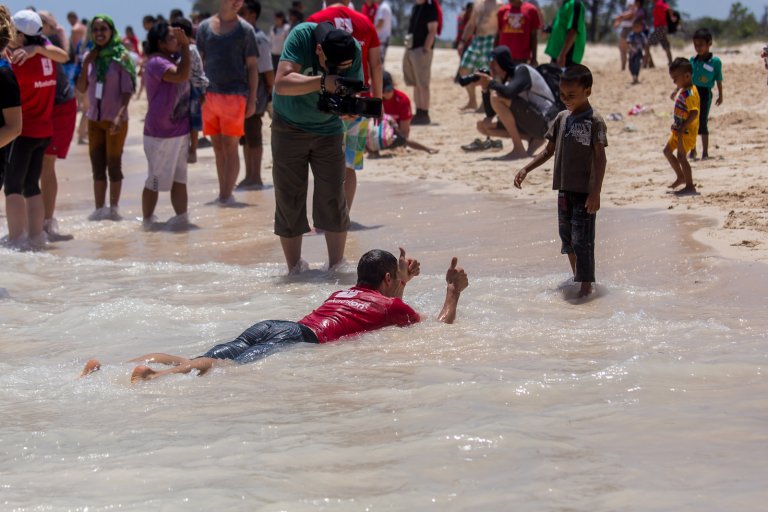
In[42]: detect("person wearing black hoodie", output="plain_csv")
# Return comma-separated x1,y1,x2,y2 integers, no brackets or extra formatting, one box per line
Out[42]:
469,46,558,160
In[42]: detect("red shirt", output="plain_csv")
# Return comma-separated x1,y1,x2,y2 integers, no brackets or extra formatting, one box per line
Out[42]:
308,6,381,86
361,2,378,24
12,53,56,138
299,286,420,343
497,2,541,62
652,0,669,28
383,89,413,122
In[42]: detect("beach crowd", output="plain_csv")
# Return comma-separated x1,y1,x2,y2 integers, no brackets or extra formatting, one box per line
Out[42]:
0,0,738,313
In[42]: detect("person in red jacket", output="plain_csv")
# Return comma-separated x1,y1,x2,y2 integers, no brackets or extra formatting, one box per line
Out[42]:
80,248,469,383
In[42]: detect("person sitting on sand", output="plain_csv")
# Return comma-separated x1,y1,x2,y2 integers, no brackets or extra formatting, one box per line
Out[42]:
80,248,469,383
463,46,557,160
367,72,439,157
664,57,699,195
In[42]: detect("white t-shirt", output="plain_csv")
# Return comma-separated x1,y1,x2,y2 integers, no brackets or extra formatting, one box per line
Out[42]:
270,23,291,56
374,1,393,41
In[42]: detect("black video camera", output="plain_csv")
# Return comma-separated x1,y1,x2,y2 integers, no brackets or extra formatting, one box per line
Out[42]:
458,67,491,87
317,76,382,118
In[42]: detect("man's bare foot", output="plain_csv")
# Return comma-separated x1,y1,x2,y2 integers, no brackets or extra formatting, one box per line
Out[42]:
491,150,529,161
131,365,157,383
427,148,439,154
459,102,478,111
236,179,264,191
577,282,593,298
668,179,684,189
701,152,709,160
674,186,698,196
80,358,101,377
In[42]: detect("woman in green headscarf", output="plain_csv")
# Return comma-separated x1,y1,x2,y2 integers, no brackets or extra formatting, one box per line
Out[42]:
76,14,137,221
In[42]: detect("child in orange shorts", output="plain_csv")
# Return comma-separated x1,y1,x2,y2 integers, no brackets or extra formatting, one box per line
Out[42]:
664,57,700,195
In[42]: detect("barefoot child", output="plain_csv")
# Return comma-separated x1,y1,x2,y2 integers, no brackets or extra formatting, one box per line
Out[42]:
627,19,647,84
664,57,699,195
688,28,722,160
513,65,607,298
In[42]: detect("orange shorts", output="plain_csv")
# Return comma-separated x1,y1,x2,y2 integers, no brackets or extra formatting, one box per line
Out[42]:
202,92,246,137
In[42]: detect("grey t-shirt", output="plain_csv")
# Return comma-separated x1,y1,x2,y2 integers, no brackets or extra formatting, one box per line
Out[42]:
196,17,259,96
546,107,608,194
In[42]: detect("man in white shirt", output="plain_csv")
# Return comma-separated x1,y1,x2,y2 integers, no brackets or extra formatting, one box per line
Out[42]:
374,0,393,63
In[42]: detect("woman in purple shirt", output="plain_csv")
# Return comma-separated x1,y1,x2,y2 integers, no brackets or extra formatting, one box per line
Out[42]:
76,14,136,221
141,22,191,229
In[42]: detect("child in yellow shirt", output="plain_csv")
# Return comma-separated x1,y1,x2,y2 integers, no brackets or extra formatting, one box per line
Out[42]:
664,57,699,195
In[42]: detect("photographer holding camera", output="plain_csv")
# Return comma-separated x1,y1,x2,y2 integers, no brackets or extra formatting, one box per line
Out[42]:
463,46,558,161
272,22,363,273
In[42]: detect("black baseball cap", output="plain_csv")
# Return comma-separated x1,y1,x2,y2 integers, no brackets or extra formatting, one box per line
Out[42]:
313,22,357,67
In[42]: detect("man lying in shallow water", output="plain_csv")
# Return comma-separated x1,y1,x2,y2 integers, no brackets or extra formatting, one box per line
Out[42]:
80,248,469,383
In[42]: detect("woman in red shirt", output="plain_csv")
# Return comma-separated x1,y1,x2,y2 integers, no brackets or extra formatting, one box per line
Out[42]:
4,10,66,248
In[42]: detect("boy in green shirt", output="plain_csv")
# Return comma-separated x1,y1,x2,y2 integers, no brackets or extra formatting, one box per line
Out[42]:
688,28,723,160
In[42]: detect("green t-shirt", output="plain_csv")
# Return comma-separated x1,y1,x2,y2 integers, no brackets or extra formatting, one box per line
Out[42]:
544,0,587,65
272,22,363,135
690,54,723,90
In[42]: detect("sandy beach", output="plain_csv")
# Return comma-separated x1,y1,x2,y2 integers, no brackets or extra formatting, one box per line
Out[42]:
370,42,768,264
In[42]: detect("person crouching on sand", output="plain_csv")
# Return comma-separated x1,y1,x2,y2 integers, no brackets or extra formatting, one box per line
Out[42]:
80,248,469,383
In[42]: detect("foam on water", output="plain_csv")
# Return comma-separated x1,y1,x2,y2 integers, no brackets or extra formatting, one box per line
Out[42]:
1,181,767,510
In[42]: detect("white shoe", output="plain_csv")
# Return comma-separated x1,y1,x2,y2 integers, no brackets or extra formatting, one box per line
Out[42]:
88,207,110,221
165,212,189,229
109,206,122,221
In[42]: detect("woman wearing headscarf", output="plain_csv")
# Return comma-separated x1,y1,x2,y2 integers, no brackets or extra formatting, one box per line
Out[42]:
76,14,136,221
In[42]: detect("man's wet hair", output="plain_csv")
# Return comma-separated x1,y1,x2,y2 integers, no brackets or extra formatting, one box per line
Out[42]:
693,28,712,44
357,250,398,289
560,64,593,89
669,57,693,74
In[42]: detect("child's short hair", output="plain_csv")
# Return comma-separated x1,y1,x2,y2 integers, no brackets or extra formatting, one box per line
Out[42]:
669,57,693,74
560,64,593,89
692,28,712,43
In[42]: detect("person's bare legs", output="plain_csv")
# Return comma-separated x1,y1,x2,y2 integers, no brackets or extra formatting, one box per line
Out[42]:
458,66,477,110
41,154,58,221
676,151,696,193
476,118,509,139
280,235,303,272
142,188,159,220
131,357,225,383
93,179,107,209
109,180,122,209
188,129,199,163
170,182,188,215
5,194,28,242
239,144,264,188
344,167,356,213
405,139,438,154
619,38,628,71
26,195,45,240
701,133,709,159
79,353,190,379
211,134,240,201
324,230,347,269
492,95,528,158
663,143,684,188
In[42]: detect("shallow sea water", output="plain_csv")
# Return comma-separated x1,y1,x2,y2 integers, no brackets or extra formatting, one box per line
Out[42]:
1,175,767,511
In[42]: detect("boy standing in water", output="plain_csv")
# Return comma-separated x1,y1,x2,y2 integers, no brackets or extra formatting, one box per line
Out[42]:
664,57,699,195
513,65,607,298
687,28,722,160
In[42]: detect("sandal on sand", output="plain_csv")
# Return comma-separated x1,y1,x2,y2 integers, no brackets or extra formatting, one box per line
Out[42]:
461,138,492,151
